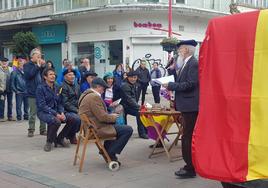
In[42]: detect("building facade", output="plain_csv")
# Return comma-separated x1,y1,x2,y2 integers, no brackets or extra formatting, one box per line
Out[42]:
1,0,265,77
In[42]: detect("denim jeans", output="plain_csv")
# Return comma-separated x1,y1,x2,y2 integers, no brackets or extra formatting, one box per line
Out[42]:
15,93,29,120
104,124,133,156
6,92,13,118
0,93,5,119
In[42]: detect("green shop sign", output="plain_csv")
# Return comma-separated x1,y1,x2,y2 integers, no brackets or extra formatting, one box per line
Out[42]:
32,24,66,44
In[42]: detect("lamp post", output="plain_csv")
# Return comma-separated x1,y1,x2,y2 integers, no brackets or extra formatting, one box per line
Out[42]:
168,0,172,38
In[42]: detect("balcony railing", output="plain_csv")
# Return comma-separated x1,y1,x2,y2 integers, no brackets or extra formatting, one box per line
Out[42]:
234,0,268,8
55,0,170,12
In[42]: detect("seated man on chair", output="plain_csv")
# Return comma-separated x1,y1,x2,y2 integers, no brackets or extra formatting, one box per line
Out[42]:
36,68,76,152
78,77,133,163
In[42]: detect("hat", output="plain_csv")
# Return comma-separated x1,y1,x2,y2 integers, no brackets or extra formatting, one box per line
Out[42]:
0,57,9,62
92,77,109,88
103,72,113,79
63,69,76,76
176,40,198,48
127,71,139,77
85,70,98,77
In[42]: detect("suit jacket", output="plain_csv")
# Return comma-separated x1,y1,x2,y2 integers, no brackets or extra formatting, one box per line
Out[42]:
167,56,199,112
78,89,116,138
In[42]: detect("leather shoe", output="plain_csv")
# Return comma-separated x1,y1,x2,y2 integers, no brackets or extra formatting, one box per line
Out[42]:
139,134,149,139
175,168,196,178
149,142,163,148
55,138,70,148
44,142,52,152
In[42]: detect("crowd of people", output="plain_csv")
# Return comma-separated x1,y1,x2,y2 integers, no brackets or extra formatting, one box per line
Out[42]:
0,39,200,180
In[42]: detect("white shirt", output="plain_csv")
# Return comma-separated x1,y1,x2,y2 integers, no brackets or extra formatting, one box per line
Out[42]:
181,55,193,72
91,88,101,97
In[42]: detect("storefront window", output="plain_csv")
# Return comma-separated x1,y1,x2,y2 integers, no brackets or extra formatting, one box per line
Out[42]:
72,40,123,76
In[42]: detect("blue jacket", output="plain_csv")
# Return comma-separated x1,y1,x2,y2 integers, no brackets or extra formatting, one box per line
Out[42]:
36,82,64,115
10,69,26,94
80,81,90,93
113,70,124,87
23,61,42,97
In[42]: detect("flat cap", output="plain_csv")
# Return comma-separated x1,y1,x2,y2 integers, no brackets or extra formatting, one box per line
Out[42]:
92,77,109,88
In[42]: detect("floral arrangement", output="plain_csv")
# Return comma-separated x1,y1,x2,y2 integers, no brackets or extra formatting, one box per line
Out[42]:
160,37,179,46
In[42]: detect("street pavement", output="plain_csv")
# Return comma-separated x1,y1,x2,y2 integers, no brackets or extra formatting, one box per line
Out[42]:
0,92,222,188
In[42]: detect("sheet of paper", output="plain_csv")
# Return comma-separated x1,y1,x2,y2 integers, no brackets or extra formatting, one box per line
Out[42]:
152,75,175,85
111,98,121,106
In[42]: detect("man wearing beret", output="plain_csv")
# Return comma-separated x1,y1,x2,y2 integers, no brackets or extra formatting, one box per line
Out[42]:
79,77,133,162
163,40,199,178
60,69,81,144
120,71,148,139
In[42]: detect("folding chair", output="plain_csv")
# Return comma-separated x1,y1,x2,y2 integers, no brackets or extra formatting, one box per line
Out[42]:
73,114,120,172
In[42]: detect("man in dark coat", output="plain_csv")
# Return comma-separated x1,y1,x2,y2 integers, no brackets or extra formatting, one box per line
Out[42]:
60,69,81,144
164,40,199,178
120,71,148,139
23,48,46,137
136,60,151,105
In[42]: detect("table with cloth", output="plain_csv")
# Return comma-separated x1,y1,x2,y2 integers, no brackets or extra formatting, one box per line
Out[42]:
140,110,182,161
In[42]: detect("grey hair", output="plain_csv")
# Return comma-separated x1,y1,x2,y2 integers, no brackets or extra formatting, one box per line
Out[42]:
185,45,196,55
30,48,41,57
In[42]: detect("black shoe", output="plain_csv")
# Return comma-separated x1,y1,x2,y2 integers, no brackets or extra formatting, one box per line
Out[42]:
139,134,149,139
28,131,34,137
175,168,196,178
24,117,29,120
44,142,52,152
55,138,70,148
149,142,163,148
40,130,47,136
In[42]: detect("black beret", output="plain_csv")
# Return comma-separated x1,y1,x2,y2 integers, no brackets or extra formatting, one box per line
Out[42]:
63,69,76,76
92,77,109,88
127,71,138,77
85,70,98,77
176,40,198,48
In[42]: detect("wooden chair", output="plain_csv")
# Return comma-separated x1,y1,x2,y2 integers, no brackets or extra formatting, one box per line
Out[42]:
73,114,120,172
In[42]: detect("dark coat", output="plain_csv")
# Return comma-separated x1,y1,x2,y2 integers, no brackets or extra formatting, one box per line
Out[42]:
136,66,151,85
61,80,80,113
36,82,64,115
168,56,199,112
120,81,140,111
24,61,42,97
10,69,26,94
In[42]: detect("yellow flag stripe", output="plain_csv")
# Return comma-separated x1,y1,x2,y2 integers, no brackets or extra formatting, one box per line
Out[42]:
248,9,268,180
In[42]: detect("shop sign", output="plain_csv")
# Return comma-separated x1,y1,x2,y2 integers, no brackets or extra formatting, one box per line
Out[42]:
32,24,66,44
134,21,162,28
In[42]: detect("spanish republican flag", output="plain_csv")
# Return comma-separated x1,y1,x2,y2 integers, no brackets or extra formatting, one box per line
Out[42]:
192,10,268,183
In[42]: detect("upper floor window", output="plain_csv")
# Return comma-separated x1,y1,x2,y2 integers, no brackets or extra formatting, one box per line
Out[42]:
176,0,185,3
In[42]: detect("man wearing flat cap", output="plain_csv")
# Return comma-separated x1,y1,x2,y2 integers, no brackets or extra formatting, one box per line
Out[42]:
60,69,81,144
79,77,133,163
120,71,148,139
163,40,199,178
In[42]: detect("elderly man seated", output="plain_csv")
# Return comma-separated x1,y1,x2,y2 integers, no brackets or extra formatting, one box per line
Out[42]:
78,77,133,163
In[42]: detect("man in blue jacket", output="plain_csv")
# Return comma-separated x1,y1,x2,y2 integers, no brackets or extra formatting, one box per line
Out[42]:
11,59,28,121
36,68,74,152
23,48,46,137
